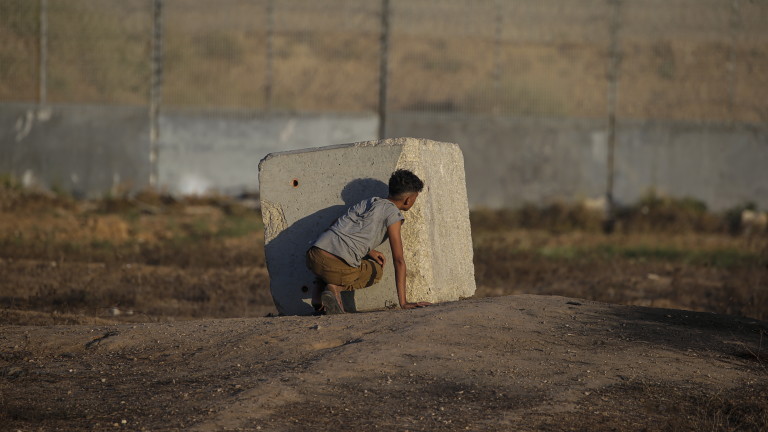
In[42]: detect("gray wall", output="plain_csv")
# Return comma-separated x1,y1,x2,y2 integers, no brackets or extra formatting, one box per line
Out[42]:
0,103,378,198
388,112,768,211
614,121,768,211
0,103,151,197
1,103,766,211
158,110,378,195
388,113,609,209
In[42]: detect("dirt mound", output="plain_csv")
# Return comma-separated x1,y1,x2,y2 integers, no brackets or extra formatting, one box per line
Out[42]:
2,295,766,431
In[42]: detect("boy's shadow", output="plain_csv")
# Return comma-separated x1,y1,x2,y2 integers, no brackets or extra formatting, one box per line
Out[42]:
265,178,388,315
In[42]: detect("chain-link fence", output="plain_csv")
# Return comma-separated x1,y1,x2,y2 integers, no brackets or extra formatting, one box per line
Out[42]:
2,0,766,122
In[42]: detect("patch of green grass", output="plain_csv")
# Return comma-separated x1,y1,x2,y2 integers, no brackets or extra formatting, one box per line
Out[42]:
181,218,214,241
593,245,760,268
89,239,115,250
521,244,761,269
537,247,579,260
217,215,263,238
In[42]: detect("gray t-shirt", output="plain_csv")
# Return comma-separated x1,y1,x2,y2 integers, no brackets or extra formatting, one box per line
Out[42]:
313,197,404,267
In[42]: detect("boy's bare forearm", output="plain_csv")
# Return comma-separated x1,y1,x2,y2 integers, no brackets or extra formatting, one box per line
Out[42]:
394,259,407,306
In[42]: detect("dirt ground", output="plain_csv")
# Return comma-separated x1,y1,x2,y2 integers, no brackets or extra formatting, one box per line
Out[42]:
1,189,767,430
2,295,767,431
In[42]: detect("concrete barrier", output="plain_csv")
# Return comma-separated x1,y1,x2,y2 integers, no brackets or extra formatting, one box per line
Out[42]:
258,137,476,315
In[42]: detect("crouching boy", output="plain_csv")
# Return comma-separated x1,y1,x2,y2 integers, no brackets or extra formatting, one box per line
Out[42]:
306,169,432,314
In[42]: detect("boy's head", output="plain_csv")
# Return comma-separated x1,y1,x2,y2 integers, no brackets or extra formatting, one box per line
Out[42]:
388,169,424,211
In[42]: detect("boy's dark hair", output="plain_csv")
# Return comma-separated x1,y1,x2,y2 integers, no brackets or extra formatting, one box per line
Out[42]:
388,169,424,198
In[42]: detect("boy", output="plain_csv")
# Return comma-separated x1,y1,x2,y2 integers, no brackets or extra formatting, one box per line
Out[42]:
306,169,432,314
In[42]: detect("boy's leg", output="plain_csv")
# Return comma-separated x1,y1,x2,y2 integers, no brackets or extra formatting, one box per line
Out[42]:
311,279,324,311
306,247,384,313
346,258,384,290
307,247,354,313
321,283,346,314
320,258,384,314
306,250,326,311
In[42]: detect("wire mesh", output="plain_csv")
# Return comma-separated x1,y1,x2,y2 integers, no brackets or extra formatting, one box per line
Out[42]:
388,0,498,114
620,0,733,122
46,0,151,105
0,0,40,102
497,0,613,118
0,0,766,123
163,0,268,110
388,0,614,117
271,0,381,113
732,0,768,124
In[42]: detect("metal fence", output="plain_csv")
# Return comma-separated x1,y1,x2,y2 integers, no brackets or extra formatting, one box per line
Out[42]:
2,0,767,123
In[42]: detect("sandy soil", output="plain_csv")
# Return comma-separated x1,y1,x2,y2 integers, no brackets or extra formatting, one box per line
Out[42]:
2,295,766,431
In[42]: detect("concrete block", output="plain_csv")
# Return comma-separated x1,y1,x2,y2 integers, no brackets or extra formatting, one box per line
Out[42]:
259,137,476,315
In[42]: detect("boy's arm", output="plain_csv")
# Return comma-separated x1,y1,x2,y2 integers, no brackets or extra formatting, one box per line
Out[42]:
387,221,431,310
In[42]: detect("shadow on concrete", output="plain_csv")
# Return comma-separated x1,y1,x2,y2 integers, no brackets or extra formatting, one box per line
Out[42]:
265,178,388,315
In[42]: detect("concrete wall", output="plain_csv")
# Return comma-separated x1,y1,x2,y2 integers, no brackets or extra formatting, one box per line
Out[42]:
0,103,377,197
158,110,378,195
388,113,609,209
388,112,768,211
0,103,151,197
614,120,768,211
1,103,766,211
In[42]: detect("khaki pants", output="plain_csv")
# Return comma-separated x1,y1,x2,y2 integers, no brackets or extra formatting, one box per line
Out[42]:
306,247,383,290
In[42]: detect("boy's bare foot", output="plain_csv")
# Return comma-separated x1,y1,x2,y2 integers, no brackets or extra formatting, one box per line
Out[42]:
321,284,345,314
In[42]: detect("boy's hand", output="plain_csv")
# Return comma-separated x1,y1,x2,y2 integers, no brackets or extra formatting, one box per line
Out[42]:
368,250,386,266
400,302,432,310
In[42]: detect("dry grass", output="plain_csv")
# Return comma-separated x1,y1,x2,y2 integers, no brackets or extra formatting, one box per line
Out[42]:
0,183,766,324
471,194,767,321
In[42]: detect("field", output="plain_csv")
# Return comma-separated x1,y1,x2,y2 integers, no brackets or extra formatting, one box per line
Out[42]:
1,182,765,326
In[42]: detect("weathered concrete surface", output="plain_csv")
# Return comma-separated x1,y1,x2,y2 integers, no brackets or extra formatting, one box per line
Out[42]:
2,103,766,212
387,111,768,211
159,110,377,195
258,138,476,315
387,112,609,208
613,120,768,211
0,103,150,197
0,103,376,197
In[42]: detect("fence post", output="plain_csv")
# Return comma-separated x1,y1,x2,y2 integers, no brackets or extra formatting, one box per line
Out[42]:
493,0,502,113
265,0,274,112
149,0,164,188
38,0,48,106
604,0,622,233
378,0,390,140
728,0,741,122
